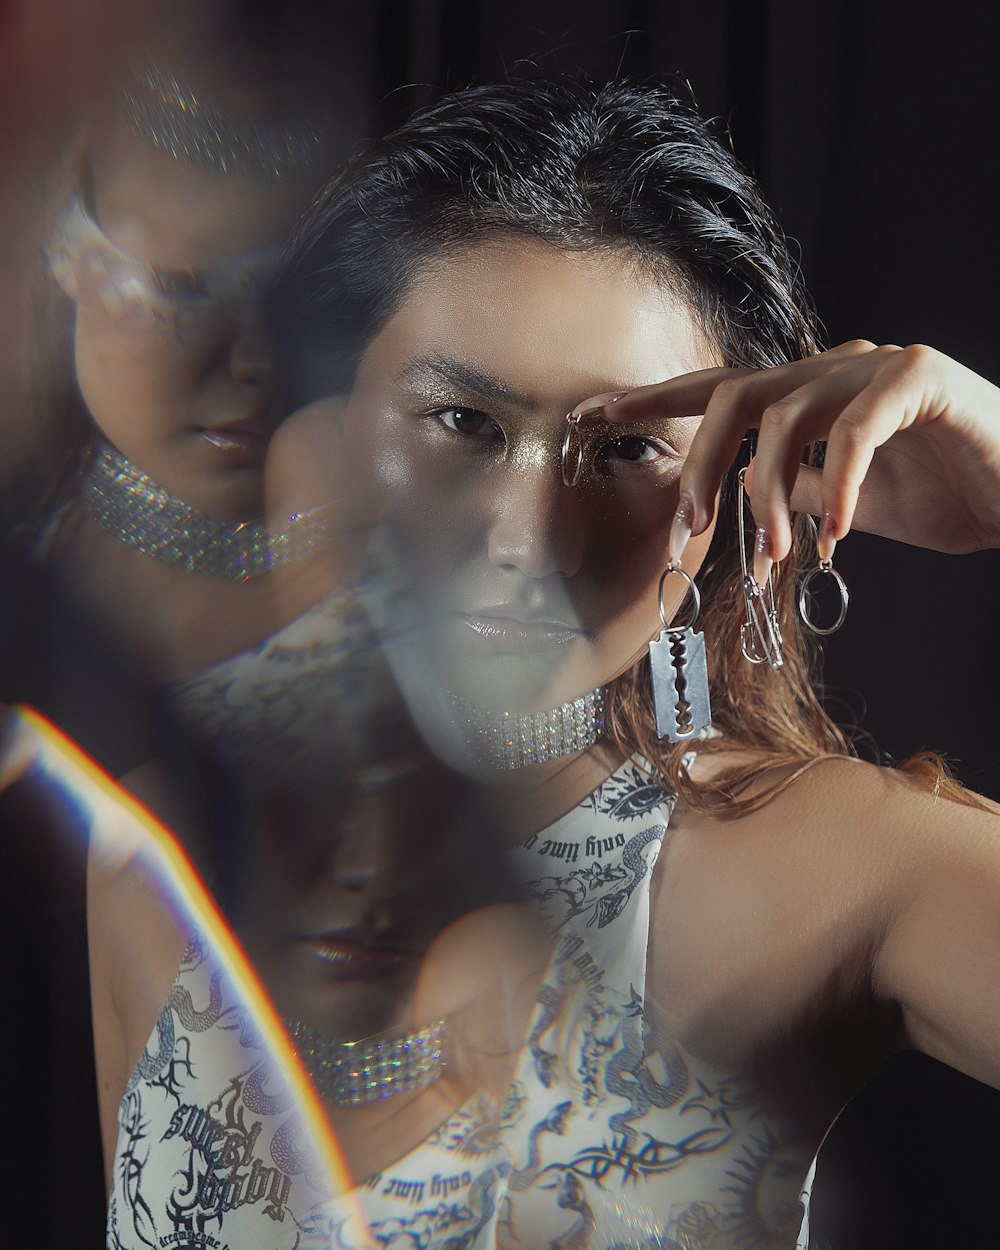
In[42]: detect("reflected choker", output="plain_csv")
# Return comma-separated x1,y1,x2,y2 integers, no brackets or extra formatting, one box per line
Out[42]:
81,443,331,581
448,685,609,771
285,1018,448,1107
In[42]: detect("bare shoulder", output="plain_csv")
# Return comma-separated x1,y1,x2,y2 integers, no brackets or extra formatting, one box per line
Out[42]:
683,748,998,864
88,764,192,1029
652,752,1000,1071
673,751,1000,949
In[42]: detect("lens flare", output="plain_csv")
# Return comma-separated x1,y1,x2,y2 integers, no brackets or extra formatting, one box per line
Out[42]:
5,705,373,1245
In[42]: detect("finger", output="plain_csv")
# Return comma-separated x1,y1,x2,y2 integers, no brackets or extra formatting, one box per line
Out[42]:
566,390,629,419
678,353,876,540
571,367,746,424
784,461,928,550
571,341,878,424
748,367,881,575
819,374,920,547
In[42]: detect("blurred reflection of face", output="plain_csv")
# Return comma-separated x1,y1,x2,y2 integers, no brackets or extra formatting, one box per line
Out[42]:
347,239,718,717
69,128,309,519
240,739,507,1040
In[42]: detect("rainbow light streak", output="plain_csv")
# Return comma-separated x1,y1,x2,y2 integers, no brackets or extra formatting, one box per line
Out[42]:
4,704,373,1246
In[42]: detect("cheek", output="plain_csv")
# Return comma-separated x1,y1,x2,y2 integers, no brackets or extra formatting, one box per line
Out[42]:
366,417,493,566
578,484,715,649
578,478,677,600
73,311,215,436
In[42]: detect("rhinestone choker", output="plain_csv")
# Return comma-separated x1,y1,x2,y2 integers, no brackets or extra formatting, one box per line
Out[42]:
81,443,331,580
285,1018,448,1107
447,685,609,771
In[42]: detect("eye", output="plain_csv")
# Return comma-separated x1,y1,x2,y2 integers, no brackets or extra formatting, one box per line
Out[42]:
432,406,503,440
606,783,670,820
600,436,671,464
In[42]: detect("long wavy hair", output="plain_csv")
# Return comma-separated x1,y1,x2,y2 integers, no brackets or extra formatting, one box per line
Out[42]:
274,77,965,811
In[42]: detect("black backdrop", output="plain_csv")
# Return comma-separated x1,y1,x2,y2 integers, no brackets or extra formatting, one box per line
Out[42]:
342,4,1000,1245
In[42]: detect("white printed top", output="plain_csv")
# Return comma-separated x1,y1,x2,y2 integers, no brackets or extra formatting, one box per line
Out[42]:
107,762,810,1250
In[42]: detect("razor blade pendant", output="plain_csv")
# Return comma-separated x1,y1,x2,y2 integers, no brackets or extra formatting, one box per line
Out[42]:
649,625,712,742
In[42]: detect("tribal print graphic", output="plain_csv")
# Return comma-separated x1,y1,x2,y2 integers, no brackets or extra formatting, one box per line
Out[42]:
108,934,321,1250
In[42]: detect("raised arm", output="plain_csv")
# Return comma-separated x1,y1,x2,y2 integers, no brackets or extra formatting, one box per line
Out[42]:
573,341,1000,575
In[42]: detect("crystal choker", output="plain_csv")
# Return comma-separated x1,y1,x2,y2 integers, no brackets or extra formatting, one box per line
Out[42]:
285,1018,448,1107
81,443,331,580
447,685,609,771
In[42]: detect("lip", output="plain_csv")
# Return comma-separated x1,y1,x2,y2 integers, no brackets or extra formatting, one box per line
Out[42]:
297,932,421,981
460,611,582,651
197,422,270,467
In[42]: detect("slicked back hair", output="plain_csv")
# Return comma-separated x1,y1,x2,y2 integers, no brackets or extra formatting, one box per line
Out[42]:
274,77,819,404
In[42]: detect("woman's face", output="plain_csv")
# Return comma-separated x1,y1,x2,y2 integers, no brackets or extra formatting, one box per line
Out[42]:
346,239,719,717
69,128,309,519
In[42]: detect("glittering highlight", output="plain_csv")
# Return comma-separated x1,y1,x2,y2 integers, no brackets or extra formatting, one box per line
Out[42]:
121,63,328,183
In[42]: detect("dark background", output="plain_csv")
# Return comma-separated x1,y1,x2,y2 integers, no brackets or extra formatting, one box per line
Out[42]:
317,3,1000,1245
4,2,998,1245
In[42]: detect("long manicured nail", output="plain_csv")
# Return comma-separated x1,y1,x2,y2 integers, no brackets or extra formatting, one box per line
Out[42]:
753,526,773,587
818,512,838,563
570,391,628,420
668,494,694,565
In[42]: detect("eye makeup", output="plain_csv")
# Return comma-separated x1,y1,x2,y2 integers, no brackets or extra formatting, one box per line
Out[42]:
394,354,698,483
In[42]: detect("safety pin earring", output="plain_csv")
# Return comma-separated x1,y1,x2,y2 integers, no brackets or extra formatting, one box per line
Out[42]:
737,467,784,670
648,564,712,742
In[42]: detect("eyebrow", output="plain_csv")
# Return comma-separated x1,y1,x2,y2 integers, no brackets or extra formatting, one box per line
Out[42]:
395,354,534,410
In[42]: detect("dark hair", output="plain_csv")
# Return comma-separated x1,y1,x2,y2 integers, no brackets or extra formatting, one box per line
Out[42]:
274,77,819,405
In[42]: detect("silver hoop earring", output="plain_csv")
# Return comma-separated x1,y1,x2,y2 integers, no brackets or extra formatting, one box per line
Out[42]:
648,564,713,742
561,413,585,487
737,467,784,670
797,558,849,636
796,514,849,635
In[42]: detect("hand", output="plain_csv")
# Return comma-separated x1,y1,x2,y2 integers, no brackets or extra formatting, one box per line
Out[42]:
573,342,1000,581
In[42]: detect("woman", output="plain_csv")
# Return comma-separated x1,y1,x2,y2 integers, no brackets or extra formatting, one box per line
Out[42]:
8,33,361,794
94,78,1000,1249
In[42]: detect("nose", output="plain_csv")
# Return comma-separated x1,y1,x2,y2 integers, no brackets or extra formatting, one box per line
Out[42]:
227,294,275,387
326,793,386,894
487,465,585,579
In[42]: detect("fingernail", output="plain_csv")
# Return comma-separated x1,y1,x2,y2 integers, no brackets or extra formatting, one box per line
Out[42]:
668,494,694,565
570,391,628,420
818,512,838,563
753,526,773,587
